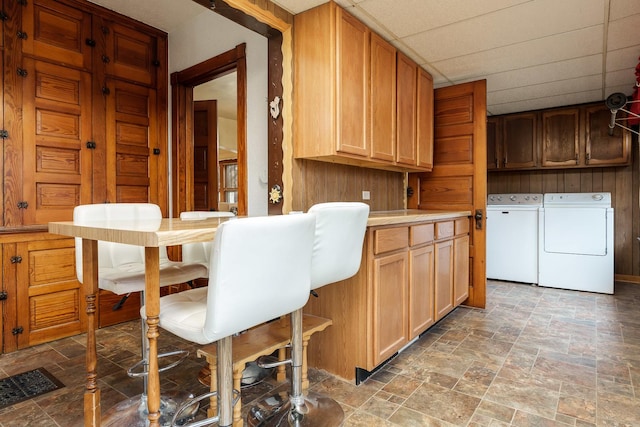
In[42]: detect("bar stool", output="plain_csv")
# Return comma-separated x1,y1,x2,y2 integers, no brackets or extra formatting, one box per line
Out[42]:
248,202,369,426
142,213,317,427
73,203,209,426
179,211,235,276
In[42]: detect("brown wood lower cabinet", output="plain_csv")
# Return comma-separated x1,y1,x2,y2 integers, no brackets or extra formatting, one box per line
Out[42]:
305,215,470,382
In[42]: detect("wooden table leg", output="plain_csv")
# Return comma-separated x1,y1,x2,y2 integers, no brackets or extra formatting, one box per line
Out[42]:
83,239,101,427
145,247,161,427
232,368,244,426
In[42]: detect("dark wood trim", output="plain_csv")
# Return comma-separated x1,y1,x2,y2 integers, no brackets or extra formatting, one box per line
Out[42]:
268,33,284,214
171,44,248,217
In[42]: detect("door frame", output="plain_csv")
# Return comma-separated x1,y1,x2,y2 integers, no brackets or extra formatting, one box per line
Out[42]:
171,43,247,217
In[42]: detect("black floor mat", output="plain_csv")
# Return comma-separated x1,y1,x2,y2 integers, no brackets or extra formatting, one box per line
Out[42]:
0,368,65,410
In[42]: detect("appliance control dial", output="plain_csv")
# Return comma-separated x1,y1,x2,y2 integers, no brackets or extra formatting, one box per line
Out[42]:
509,195,516,201
592,194,604,201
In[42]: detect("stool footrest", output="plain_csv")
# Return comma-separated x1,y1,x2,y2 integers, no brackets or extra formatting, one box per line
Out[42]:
127,349,190,378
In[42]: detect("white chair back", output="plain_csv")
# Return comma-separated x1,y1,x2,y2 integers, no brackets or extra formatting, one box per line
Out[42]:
74,203,162,283
158,214,316,345
179,211,235,272
73,203,207,294
308,202,369,290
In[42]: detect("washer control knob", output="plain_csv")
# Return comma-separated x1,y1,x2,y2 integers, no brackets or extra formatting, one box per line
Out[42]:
509,195,516,201
592,194,603,201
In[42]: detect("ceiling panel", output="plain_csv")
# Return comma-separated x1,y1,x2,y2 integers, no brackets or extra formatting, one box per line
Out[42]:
273,0,640,115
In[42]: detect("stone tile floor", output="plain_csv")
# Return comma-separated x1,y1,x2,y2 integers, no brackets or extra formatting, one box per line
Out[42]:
1,280,640,426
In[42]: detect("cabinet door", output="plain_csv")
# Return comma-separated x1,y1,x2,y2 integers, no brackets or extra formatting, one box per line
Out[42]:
454,235,470,306
585,105,630,166
487,116,502,170
21,58,93,225
503,113,537,169
22,0,92,70
371,251,408,366
434,239,453,321
369,33,395,162
103,20,159,87
416,68,434,170
335,8,369,157
541,108,579,167
16,238,84,348
396,52,417,166
408,244,434,338
105,79,159,203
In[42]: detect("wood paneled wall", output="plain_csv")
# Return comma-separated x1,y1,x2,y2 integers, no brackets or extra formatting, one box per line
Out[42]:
291,159,405,212
488,134,640,278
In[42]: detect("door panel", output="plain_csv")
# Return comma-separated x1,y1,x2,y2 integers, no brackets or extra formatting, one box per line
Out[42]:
193,100,218,211
105,79,158,203
22,59,92,225
408,80,487,308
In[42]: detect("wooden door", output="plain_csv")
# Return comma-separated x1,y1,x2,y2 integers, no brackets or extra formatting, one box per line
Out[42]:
541,107,579,167
22,0,92,70
16,238,84,348
486,116,501,170
585,105,631,166
503,113,537,169
434,239,453,320
408,244,434,338
105,79,159,204
336,7,369,157
416,68,434,170
369,32,395,162
396,52,417,166
193,100,218,211
408,80,487,309
371,251,408,366
21,58,93,225
103,20,158,87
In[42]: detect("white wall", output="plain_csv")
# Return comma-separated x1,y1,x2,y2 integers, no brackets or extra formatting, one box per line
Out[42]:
168,10,269,216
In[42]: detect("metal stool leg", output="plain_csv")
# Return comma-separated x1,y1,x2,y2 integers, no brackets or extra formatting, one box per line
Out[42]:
247,308,344,427
101,291,198,427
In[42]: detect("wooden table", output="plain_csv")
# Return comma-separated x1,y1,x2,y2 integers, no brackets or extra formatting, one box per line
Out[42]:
48,217,227,427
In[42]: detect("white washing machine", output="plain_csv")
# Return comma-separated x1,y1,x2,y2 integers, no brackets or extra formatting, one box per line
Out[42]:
538,192,614,294
486,193,542,284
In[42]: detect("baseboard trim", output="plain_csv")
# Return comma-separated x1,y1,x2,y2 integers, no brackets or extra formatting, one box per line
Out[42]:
615,274,640,284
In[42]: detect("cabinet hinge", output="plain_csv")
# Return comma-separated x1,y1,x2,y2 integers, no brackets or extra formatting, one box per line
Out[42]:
10,256,22,264
0,129,8,139
0,11,8,21
0,290,7,300
86,141,96,149
12,326,24,335
153,148,161,155
85,38,96,47
16,31,27,40
17,201,28,209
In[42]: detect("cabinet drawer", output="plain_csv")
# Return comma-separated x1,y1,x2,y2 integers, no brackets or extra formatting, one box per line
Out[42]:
373,227,408,254
435,221,454,239
410,223,434,246
455,218,470,235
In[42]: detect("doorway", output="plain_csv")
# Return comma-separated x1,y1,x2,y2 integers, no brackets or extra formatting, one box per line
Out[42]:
171,43,247,217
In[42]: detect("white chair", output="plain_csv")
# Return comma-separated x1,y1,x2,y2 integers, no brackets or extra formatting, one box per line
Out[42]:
248,202,369,427
179,211,235,276
73,203,208,426
142,213,317,427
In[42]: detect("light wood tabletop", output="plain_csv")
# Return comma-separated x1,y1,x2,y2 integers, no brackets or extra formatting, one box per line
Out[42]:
48,216,229,427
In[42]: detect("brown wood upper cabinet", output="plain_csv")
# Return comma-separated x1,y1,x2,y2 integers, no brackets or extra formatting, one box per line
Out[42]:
293,2,433,172
487,102,630,171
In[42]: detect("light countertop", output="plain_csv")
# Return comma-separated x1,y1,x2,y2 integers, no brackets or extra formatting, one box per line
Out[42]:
367,209,471,227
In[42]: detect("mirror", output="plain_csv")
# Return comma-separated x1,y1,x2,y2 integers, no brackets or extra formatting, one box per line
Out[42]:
193,71,238,213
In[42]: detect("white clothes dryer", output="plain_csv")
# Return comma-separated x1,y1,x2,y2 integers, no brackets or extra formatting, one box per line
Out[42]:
538,192,614,294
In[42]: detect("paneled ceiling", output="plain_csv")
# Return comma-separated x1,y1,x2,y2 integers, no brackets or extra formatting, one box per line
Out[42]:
92,0,640,116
